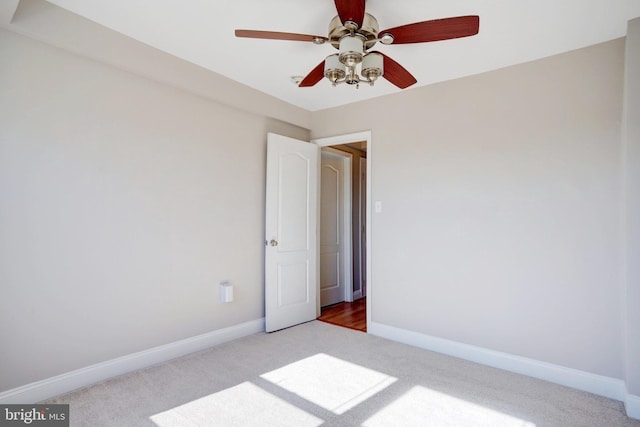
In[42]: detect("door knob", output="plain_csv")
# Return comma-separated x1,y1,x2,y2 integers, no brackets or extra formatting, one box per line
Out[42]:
269,239,278,247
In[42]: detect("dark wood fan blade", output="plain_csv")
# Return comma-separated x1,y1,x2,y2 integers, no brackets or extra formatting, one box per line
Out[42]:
235,30,327,43
379,15,479,44
299,60,326,87
334,0,365,28
370,51,417,89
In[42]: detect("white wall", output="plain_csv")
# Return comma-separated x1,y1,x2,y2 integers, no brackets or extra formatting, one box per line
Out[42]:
0,29,309,392
312,39,625,379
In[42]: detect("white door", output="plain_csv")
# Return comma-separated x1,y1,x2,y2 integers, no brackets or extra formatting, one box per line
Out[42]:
265,133,319,332
320,149,350,307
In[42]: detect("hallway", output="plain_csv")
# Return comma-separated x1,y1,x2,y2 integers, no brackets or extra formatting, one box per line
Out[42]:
318,298,366,332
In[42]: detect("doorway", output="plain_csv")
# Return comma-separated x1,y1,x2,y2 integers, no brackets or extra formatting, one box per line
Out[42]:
320,148,352,307
318,298,366,332
314,132,370,332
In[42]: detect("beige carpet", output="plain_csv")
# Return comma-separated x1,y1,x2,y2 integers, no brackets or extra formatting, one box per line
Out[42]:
45,321,639,426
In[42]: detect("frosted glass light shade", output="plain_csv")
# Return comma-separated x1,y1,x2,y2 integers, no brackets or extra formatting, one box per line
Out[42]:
324,54,345,82
338,36,364,67
362,52,384,81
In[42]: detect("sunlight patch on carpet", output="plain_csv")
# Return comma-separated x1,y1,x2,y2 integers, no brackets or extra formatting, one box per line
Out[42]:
150,381,323,427
260,353,397,415
362,385,536,427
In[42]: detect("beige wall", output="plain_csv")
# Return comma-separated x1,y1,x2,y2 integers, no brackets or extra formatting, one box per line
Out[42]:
7,0,311,130
623,18,640,397
0,5,635,403
0,29,309,392
312,39,625,379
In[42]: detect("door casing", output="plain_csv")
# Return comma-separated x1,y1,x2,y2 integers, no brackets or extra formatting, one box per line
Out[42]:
312,131,372,327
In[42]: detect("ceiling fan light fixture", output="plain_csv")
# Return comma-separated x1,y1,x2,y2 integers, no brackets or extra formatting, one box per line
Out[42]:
338,36,364,67
361,52,383,85
324,54,346,85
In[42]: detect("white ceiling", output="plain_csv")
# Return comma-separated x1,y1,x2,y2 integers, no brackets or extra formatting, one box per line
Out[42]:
43,0,640,111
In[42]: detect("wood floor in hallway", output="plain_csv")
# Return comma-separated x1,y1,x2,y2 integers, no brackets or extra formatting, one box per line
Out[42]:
318,297,366,332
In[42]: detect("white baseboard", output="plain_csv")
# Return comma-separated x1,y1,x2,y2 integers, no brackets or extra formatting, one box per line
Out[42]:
626,393,640,419
353,290,363,300
368,321,626,403
0,318,265,404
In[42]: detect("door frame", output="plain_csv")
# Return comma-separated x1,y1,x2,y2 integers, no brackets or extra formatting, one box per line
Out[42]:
312,131,372,329
320,147,353,305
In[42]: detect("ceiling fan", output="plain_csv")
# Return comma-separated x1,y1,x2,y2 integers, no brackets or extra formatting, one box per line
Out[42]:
235,0,479,90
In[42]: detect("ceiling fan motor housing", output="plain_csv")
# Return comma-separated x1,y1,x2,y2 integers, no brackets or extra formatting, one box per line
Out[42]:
328,13,379,50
